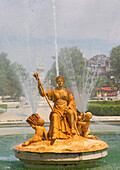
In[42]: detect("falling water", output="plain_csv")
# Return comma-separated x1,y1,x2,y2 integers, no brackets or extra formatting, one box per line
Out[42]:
79,65,100,112
52,0,59,76
15,66,39,114
25,0,31,68
15,0,40,114
61,52,101,112
60,49,80,109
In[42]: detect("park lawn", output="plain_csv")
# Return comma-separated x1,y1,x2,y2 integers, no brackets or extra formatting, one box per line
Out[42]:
0,104,7,114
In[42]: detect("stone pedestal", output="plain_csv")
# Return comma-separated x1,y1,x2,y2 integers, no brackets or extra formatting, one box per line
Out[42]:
14,136,108,168
15,149,107,168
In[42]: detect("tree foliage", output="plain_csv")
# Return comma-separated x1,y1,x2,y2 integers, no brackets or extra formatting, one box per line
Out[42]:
110,45,120,89
46,47,87,89
110,46,120,75
0,52,25,97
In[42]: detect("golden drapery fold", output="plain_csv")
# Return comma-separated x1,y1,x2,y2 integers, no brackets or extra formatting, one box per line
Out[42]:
48,109,71,139
46,88,77,139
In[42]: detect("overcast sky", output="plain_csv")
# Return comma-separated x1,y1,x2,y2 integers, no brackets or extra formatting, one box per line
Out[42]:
0,0,120,74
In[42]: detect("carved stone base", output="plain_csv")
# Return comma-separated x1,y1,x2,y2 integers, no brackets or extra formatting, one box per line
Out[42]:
14,136,108,168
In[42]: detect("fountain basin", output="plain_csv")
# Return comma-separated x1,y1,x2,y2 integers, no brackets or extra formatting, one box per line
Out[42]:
14,136,108,168
14,149,108,168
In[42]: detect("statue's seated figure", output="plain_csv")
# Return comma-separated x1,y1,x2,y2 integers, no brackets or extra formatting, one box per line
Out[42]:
22,114,47,146
37,75,78,140
31,73,98,141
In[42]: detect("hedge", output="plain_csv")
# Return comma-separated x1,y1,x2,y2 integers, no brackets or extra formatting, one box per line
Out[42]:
0,104,7,114
87,101,120,116
88,100,120,105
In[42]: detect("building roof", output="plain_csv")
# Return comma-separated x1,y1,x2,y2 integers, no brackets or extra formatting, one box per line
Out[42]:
90,54,109,61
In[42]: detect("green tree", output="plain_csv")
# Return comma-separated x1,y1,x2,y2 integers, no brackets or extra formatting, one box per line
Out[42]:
46,47,87,90
110,45,120,89
0,52,25,97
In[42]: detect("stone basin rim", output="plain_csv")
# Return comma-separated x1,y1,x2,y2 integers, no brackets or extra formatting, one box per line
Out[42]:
14,148,108,168
14,145,108,153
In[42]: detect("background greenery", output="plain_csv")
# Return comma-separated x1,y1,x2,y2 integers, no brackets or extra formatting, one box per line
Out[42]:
0,104,7,114
87,100,120,116
109,45,120,90
46,46,88,91
0,45,120,116
46,45,120,92
0,52,27,98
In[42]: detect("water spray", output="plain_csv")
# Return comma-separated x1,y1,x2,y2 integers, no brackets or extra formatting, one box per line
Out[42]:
52,0,59,76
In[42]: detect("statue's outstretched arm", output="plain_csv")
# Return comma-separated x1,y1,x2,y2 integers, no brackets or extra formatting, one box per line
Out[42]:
33,72,53,111
38,85,45,97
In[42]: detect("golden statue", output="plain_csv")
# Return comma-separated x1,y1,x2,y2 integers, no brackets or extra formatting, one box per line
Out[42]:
22,113,47,146
33,73,78,140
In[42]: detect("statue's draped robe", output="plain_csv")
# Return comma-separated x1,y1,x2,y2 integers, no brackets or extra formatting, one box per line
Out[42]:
46,88,77,139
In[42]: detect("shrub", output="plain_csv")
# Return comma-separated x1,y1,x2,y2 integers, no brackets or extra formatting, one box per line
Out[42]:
88,100,120,105
87,101,120,116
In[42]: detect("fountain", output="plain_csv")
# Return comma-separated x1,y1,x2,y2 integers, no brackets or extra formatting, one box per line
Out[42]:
13,73,108,168
1,1,120,169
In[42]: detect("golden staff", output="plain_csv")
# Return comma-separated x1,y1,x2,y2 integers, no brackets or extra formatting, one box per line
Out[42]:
33,72,53,111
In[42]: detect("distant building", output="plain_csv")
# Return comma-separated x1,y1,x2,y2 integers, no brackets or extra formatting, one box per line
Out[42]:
88,55,111,76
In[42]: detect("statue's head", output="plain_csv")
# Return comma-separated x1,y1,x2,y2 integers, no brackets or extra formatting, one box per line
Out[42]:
56,75,65,84
37,118,44,126
84,112,92,120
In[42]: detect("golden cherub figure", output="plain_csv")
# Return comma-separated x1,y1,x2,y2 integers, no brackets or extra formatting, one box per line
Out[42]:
81,112,92,138
79,112,99,140
22,113,47,146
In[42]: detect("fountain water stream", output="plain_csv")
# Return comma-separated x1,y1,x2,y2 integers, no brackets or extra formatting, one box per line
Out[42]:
52,0,59,76
60,51,101,112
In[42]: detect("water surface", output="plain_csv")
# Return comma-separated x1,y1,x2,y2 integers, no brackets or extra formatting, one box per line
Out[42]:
0,133,120,170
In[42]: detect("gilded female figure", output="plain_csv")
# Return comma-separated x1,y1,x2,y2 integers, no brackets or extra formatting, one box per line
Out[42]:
38,75,78,140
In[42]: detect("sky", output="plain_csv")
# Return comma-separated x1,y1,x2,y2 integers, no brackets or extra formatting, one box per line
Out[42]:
0,0,120,74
